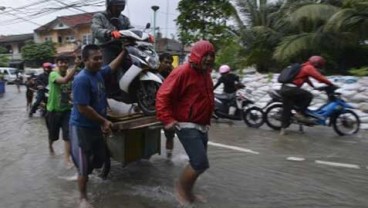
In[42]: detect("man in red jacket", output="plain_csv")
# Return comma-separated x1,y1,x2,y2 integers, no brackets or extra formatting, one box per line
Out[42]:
280,56,335,135
156,40,215,206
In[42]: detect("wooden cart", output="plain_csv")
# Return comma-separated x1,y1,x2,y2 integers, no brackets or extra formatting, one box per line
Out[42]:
100,113,162,178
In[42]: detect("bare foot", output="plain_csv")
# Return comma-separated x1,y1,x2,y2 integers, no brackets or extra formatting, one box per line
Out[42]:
79,199,94,208
175,181,192,207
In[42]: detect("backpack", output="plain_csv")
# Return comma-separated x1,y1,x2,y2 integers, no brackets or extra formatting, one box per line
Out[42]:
278,63,301,83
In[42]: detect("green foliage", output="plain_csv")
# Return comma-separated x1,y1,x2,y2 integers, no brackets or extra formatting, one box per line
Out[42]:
349,67,368,77
176,0,235,46
21,40,56,66
215,37,246,71
0,46,9,67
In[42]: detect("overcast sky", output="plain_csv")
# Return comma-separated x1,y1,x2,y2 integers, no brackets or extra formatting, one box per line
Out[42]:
0,0,180,37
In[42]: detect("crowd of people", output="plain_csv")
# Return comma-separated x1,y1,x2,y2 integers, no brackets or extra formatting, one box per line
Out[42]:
19,1,336,207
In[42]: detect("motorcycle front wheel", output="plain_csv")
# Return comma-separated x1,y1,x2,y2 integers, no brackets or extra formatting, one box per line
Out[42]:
264,104,284,130
243,106,264,128
136,81,161,116
332,109,360,136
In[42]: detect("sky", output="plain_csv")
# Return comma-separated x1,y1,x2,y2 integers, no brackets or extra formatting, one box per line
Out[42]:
0,0,181,37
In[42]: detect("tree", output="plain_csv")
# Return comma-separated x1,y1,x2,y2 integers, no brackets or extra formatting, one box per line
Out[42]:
232,0,285,72
0,46,9,67
21,40,56,67
176,0,235,46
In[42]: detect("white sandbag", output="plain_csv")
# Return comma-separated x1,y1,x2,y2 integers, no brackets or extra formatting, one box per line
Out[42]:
358,103,368,113
350,94,368,103
341,83,361,91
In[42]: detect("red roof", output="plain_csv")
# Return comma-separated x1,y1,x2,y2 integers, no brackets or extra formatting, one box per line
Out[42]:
59,12,96,27
35,12,98,31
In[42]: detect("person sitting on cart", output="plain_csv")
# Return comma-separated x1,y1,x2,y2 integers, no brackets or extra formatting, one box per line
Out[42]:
69,44,126,208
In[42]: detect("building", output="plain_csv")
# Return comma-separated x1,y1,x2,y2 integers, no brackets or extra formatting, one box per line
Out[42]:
34,12,96,57
0,33,34,69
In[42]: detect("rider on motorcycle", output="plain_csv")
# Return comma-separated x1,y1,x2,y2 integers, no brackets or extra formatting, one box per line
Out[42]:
29,62,53,117
91,0,131,65
280,55,335,135
213,65,244,115
91,0,132,99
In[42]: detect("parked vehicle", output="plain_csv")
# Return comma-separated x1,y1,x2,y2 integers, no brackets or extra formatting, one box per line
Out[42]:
109,23,163,116
0,67,17,84
214,88,264,128
264,86,360,136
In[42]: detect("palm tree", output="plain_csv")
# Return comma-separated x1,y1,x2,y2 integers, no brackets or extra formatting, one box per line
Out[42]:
231,0,286,72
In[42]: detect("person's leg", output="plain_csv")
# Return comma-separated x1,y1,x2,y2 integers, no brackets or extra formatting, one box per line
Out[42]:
70,125,94,207
30,91,44,116
62,112,72,167
164,129,175,158
175,129,209,205
296,89,313,113
46,112,60,155
280,86,293,135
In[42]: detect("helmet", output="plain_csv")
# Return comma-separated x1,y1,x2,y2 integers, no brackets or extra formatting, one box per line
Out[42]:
42,62,53,69
219,65,230,74
308,56,325,68
106,0,126,7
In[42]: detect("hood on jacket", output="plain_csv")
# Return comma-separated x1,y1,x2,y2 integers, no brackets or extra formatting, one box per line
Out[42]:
188,40,215,65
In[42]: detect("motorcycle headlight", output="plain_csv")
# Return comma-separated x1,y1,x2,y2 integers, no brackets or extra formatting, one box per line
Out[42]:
146,56,159,69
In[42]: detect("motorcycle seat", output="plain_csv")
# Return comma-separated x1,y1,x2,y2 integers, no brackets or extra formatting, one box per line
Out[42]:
215,93,234,101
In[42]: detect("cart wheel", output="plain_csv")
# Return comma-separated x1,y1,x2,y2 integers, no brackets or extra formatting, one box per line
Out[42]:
99,150,111,180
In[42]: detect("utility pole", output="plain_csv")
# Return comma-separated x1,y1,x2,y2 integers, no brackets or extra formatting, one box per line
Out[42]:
151,5,160,50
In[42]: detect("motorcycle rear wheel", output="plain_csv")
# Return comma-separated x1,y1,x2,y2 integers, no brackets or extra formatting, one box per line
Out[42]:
264,104,284,130
332,109,360,136
136,81,161,116
243,106,264,128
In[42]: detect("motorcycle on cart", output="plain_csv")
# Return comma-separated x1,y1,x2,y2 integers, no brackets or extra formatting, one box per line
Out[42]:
99,24,163,179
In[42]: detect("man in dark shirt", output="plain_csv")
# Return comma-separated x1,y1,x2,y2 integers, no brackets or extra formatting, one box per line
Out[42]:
29,63,52,117
158,53,175,158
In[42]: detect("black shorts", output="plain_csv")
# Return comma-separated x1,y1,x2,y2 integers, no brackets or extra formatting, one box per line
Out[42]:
70,125,106,176
46,111,71,141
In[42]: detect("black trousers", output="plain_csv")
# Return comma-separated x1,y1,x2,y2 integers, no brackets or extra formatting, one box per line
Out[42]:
280,85,313,128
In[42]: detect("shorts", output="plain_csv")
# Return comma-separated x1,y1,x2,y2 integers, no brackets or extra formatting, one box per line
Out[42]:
69,125,106,176
46,111,71,141
176,128,209,173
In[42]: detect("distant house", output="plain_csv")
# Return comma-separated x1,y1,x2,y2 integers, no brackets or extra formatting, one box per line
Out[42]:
0,33,33,62
34,12,97,57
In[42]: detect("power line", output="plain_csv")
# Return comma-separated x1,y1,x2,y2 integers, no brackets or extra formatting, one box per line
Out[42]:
0,0,104,26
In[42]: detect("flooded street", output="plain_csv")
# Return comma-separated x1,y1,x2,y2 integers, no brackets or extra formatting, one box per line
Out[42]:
1,85,368,208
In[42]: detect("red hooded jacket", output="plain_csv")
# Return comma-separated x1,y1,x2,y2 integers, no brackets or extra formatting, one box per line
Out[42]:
292,61,333,87
156,40,215,125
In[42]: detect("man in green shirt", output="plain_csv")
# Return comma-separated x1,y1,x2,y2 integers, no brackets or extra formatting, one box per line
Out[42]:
46,56,80,167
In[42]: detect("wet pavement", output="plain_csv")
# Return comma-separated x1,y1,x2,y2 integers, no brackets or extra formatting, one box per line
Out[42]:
1,85,368,208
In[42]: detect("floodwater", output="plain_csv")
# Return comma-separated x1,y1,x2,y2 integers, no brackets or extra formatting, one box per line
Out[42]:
1,85,368,208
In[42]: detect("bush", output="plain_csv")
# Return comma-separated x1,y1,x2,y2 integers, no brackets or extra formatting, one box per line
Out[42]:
348,67,368,77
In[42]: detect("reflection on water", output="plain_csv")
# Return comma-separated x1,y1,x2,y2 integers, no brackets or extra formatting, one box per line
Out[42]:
1,85,368,208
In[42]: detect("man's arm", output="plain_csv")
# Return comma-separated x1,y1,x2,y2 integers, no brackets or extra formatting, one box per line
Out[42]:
77,105,109,126
54,57,82,84
156,72,181,127
213,77,222,90
307,66,333,85
108,49,126,73
91,13,111,42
